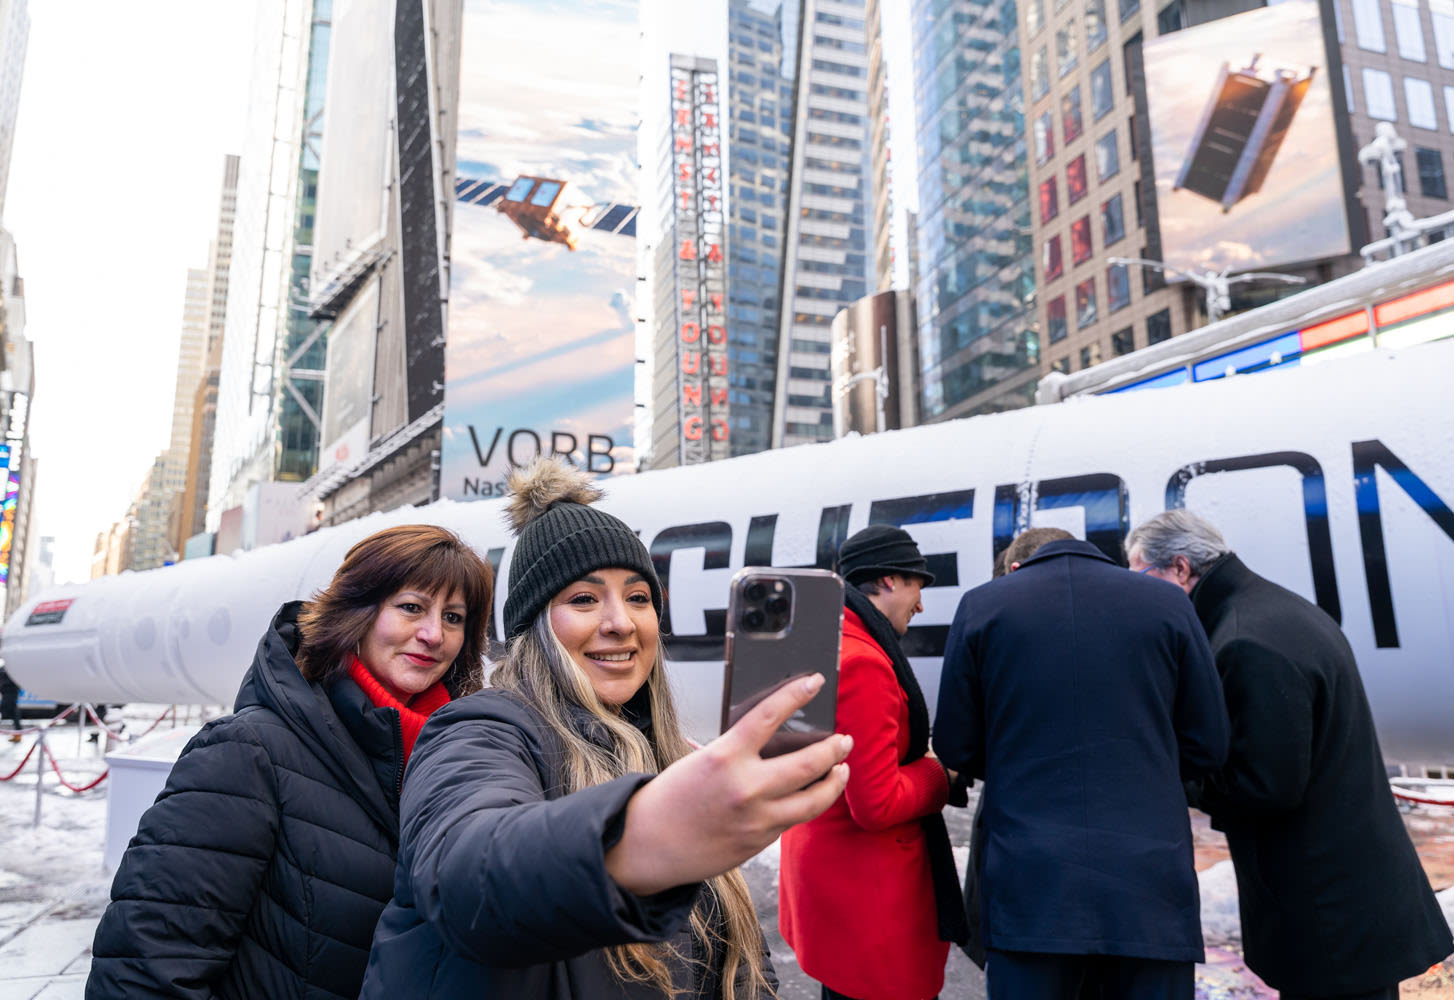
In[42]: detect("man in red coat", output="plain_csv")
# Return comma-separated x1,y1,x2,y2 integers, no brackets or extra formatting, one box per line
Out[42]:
780,525,966,1000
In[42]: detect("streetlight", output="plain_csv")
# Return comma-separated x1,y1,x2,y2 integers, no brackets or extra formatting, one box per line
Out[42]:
1108,257,1307,325
1357,121,1454,262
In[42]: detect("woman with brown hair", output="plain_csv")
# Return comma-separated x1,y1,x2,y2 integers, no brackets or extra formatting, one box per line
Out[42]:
360,459,853,999
86,524,494,1000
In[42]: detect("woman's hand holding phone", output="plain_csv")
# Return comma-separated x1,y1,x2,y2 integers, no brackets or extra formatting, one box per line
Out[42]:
604,673,851,897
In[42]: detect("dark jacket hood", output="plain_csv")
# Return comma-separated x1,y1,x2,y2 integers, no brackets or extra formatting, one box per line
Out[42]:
233,601,399,836
1017,537,1118,569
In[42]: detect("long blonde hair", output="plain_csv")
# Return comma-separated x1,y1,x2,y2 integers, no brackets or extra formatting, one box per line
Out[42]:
490,613,773,1000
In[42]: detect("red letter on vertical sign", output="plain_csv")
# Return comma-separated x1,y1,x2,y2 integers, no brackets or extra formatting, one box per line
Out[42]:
709,293,723,312
704,112,717,129
710,387,728,406
681,289,696,309
684,416,703,441
682,353,700,374
679,239,696,260
707,325,726,344
702,142,720,158
680,322,701,343
675,134,692,152
706,244,722,263
711,419,730,441
709,355,727,376
683,384,702,406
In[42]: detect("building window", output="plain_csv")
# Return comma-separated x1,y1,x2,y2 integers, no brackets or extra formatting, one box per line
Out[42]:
1027,0,1046,35
1120,0,1140,24
1334,0,1346,41
1076,277,1099,328
1052,356,1072,373
1080,342,1102,369
1108,263,1131,311
1434,0,1454,68
1044,235,1065,280
1087,0,1108,50
1157,0,1183,34
1063,86,1085,144
1040,177,1060,223
1445,85,1454,131
1406,76,1438,128
1364,68,1397,120
1344,64,1356,112
1071,216,1093,264
1352,0,1387,52
1147,308,1172,344
1112,325,1135,354
1095,130,1120,180
1102,193,1127,245
1091,59,1114,119
1048,296,1068,343
1058,21,1079,76
1035,110,1056,164
1068,154,1089,203
1393,0,1427,60
1417,146,1448,197
1032,46,1050,100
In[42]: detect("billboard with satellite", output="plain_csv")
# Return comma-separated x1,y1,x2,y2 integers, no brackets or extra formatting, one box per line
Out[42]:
439,0,639,501
1143,0,1353,273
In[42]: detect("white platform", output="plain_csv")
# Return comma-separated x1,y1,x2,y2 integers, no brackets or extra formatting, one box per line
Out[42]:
101,726,200,871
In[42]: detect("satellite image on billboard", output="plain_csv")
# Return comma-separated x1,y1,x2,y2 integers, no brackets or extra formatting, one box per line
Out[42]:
439,0,639,501
1144,0,1351,273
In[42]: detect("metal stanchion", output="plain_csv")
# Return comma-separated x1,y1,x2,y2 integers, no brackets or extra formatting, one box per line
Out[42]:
76,704,86,757
32,731,44,828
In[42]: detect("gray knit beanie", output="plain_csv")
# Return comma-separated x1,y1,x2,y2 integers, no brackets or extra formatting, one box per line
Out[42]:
501,458,662,638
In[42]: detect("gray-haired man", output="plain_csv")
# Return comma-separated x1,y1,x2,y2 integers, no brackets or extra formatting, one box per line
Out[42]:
1127,510,1451,1000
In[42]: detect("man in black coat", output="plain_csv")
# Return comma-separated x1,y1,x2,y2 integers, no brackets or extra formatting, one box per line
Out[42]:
1128,509,1453,1000
935,528,1229,999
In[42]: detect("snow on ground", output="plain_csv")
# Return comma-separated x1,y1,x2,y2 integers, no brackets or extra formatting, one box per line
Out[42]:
1,710,1451,999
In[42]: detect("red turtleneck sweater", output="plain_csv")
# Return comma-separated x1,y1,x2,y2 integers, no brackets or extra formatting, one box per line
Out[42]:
347,656,452,765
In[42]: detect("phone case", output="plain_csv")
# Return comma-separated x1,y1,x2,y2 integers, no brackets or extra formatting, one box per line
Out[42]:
721,567,844,757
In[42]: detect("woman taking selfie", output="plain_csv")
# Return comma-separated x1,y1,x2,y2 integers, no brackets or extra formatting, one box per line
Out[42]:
361,459,852,999
87,524,494,1000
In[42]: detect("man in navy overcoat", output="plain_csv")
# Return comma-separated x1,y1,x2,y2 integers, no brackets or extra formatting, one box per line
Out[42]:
934,528,1229,999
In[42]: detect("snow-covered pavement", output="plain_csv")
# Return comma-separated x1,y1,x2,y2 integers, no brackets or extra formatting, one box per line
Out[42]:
2,710,1451,1000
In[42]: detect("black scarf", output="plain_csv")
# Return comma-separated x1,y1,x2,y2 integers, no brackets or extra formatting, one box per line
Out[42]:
844,586,969,945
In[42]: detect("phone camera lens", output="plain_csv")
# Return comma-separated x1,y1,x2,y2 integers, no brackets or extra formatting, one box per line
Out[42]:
743,609,766,630
744,582,767,602
765,595,789,616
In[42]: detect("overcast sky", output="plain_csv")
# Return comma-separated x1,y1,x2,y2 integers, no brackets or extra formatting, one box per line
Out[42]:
8,0,918,588
7,3,254,584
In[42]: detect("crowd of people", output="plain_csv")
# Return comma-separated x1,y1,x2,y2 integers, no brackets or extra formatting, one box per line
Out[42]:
82,458,1450,1000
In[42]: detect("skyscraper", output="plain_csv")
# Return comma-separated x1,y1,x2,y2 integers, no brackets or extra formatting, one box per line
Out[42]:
725,0,796,457
209,1,331,527
179,154,240,547
910,0,1039,419
773,0,876,447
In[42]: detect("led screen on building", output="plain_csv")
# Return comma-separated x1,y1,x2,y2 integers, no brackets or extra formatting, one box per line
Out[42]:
439,0,639,500
1143,0,1352,273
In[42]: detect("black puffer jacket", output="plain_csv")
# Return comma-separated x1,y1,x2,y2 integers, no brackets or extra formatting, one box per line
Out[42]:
359,687,775,999
87,603,422,1000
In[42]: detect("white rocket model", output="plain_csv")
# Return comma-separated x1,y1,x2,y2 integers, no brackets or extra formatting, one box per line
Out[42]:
6,339,1453,761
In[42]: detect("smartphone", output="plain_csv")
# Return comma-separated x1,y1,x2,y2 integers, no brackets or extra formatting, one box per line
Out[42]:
721,567,844,757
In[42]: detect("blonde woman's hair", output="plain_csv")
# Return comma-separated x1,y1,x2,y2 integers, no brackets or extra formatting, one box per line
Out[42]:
490,613,772,1000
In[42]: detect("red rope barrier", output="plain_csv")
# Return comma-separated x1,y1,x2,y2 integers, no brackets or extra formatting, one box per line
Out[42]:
0,703,80,737
121,705,178,741
42,744,108,793
0,739,38,781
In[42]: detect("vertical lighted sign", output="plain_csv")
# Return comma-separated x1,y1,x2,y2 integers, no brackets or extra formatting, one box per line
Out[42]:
669,56,730,463
0,443,13,584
